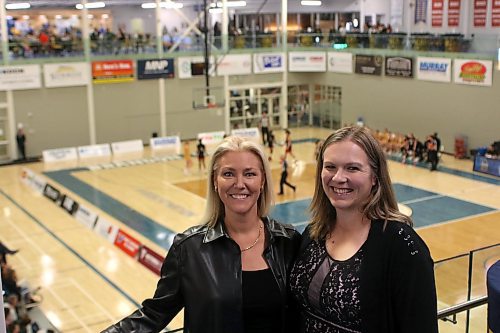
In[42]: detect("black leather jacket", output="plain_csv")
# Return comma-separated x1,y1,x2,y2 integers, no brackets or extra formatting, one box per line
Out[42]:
102,217,301,333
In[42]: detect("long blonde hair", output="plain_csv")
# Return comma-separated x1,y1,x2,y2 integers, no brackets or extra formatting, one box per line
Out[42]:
203,136,274,227
309,126,412,240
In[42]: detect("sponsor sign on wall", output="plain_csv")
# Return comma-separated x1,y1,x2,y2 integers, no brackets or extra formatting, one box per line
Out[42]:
138,245,165,275
114,229,141,258
111,140,144,154
92,60,134,83
492,0,500,26
355,55,383,75
150,136,181,154
453,59,493,86
289,52,326,72
474,0,488,26
42,147,78,162
78,144,112,158
328,52,353,73
178,56,215,79
137,58,174,80
416,57,452,82
217,54,252,76
231,127,261,144
94,217,119,243
43,62,89,88
448,0,461,26
432,0,444,26
385,57,413,77
197,131,226,145
253,53,285,74
0,65,41,91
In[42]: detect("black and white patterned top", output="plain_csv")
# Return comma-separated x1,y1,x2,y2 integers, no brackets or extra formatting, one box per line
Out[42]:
290,240,364,333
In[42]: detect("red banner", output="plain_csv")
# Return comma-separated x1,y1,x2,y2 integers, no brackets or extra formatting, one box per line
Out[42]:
448,0,461,26
138,246,165,276
114,229,141,258
92,60,134,83
492,0,500,26
432,0,444,27
474,0,488,27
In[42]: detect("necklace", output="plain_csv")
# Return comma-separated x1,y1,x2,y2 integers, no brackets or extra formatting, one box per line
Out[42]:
241,224,263,252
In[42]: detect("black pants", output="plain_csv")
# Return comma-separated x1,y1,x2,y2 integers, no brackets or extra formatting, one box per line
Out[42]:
428,150,438,170
279,171,295,193
261,127,269,145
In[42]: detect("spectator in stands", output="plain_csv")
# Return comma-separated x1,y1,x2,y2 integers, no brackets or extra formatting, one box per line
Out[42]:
289,126,438,333
101,136,301,333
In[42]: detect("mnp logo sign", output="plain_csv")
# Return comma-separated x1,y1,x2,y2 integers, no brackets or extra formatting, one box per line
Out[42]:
137,58,175,79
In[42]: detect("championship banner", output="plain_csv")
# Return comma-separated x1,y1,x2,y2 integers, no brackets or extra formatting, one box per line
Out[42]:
289,52,327,72
43,62,89,88
93,217,119,243
385,57,413,78
177,56,215,79
217,54,252,76
453,59,493,86
415,0,428,23
492,0,500,26
416,57,451,82
0,64,41,91
78,144,112,158
92,60,134,84
137,58,174,80
448,0,461,26
474,0,488,27
355,55,383,76
138,245,165,276
328,52,353,73
42,147,78,162
253,53,285,74
114,229,141,258
150,136,181,154
432,0,444,27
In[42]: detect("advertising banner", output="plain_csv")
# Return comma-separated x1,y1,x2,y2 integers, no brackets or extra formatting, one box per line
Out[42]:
93,217,119,243
20,168,46,194
197,131,225,145
42,147,78,162
492,0,500,26
137,58,174,80
231,127,260,144
92,60,134,84
138,245,165,275
448,0,461,26
217,54,252,76
385,57,413,77
114,229,141,258
474,155,500,176
355,55,383,75
43,184,61,202
453,59,493,86
111,140,144,154
289,52,327,72
328,52,353,73
74,204,98,229
0,65,41,91
150,136,181,154
415,0,428,23
253,53,285,74
416,57,452,82
78,144,112,158
432,0,444,27
60,194,79,215
474,0,488,27
177,56,215,79
43,62,89,88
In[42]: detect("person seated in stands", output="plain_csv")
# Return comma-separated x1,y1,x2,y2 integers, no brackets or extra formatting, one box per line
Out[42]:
401,133,417,164
485,141,500,159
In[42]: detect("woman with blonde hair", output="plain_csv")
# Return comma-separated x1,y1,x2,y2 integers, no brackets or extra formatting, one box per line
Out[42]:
290,126,437,333
103,136,301,333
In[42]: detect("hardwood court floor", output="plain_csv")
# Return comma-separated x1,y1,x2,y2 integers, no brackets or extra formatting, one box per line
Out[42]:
0,127,498,333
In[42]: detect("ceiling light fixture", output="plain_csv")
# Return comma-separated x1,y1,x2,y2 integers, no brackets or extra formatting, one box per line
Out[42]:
301,0,322,5
76,2,106,9
141,2,183,9
5,2,30,10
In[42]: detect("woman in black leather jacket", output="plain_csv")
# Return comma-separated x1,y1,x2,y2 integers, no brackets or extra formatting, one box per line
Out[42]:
102,136,301,333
